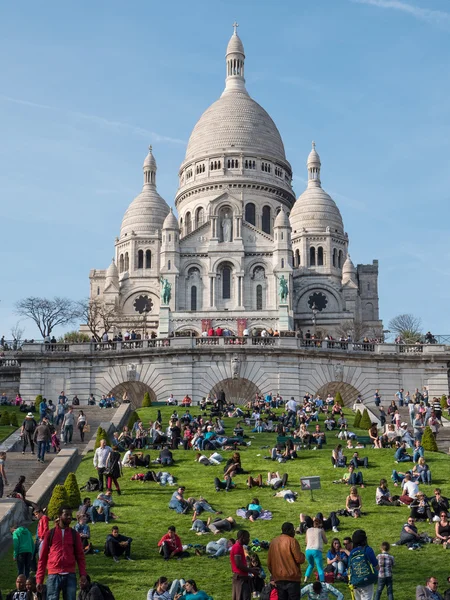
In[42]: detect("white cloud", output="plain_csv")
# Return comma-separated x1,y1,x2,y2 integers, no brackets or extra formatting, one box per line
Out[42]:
351,0,450,29
0,94,186,145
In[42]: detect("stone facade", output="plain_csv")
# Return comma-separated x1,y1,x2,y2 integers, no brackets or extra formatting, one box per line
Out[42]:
87,27,382,339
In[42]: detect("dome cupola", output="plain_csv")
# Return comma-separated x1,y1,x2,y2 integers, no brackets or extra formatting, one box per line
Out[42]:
223,22,246,95
163,208,179,230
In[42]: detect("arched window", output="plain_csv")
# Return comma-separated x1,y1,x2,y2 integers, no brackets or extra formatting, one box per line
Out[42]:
256,285,263,310
222,266,231,299
137,249,144,269
145,250,151,269
185,212,192,235
124,252,129,271
333,248,337,268
295,249,300,267
196,207,205,228
245,202,256,226
317,246,324,266
262,205,271,234
310,247,316,267
191,286,197,311
338,250,343,268
119,254,124,272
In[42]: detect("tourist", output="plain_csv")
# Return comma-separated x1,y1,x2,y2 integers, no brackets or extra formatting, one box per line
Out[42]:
350,452,369,469
174,579,213,600
416,577,443,600
394,441,412,463
248,554,266,594
348,530,378,600
21,413,37,455
74,515,92,554
431,489,449,519
39,398,48,422
5,574,30,600
11,476,38,514
157,525,187,560
230,530,259,600
326,538,347,579
26,575,46,600
147,577,173,600
61,407,75,444
434,512,450,547
368,423,382,449
399,473,419,505
169,486,193,514
394,516,421,548
33,419,52,463
375,480,398,507
77,574,105,600
245,497,263,522
223,452,245,478
93,439,112,492
33,507,49,568
105,525,134,563
346,487,362,518
343,465,365,488
105,445,122,494
300,581,344,599
36,506,87,600
0,451,8,498
55,399,66,426
331,445,347,468
77,411,88,442
299,513,340,534
267,472,288,490
412,457,432,485
374,541,395,600
304,518,327,583
92,489,116,524
206,537,235,558
208,516,236,534
410,491,433,523
413,440,425,463
11,523,34,578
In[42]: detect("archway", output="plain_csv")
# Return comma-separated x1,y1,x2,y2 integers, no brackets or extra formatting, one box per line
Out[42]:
110,381,156,409
210,378,261,406
314,382,361,406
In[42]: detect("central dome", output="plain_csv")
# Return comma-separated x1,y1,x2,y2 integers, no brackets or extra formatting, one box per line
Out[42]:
184,91,287,163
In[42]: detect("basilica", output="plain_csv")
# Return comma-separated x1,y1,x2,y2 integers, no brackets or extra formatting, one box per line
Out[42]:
88,26,382,339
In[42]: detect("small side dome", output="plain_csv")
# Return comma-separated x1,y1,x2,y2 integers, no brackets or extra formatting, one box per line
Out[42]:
226,31,245,56
143,145,156,169
342,254,356,275
163,208,179,230
106,258,119,279
274,207,290,228
307,141,321,167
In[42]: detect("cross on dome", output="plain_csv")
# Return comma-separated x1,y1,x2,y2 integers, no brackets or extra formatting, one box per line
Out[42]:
232,21,239,34
148,145,153,153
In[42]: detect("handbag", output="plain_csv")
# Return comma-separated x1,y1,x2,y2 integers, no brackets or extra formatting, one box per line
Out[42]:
83,424,91,433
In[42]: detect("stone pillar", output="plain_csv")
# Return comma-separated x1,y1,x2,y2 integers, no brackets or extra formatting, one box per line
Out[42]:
158,305,171,338
278,303,293,332
235,216,242,240
209,275,216,308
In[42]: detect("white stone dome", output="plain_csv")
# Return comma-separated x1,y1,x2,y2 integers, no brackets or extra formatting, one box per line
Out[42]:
227,31,245,56
105,258,118,279
290,186,344,234
342,254,356,275
163,208,179,230
274,207,290,228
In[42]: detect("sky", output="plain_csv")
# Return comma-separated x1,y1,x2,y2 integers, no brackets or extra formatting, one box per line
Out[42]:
1,0,450,340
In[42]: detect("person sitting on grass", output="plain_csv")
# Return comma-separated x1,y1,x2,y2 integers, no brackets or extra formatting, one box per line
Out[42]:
326,538,348,580
267,472,288,490
376,479,400,506
105,526,133,563
331,445,347,468
413,440,425,463
394,441,412,463
368,423,382,449
413,457,432,485
399,473,419,505
245,498,263,522
92,489,116,524
410,491,433,523
157,525,189,560
169,486,194,514
174,579,213,600
223,452,245,478
214,475,235,492
299,512,340,534
394,516,422,548
434,511,450,548
74,514,92,554
345,486,362,518
147,576,173,600
431,489,449,519
78,574,106,600
309,424,326,450
350,452,369,469
342,464,365,488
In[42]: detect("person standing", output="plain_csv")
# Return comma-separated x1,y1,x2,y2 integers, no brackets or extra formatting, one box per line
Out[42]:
61,407,75,444
267,522,305,600
39,398,48,422
36,506,87,600
230,530,259,600
93,439,112,492
374,542,394,600
348,529,378,600
105,445,122,495
0,451,8,497
21,413,37,455
55,399,66,427
11,524,34,578
304,518,327,583
77,411,87,442
33,419,52,463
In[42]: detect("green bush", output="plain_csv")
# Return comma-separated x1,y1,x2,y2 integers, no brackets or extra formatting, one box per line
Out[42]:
353,409,362,428
35,395,43,412
441,395,448,410
0,411,10,426
64,472,82,509
359,408,373,430
94,426,111,450
142,391,152,407
335,391,343,406
47,484,69,520
127,410,139,430
9,412,18,427
422,426,438,452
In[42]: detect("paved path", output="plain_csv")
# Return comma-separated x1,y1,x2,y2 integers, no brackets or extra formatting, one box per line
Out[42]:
3,406,116,495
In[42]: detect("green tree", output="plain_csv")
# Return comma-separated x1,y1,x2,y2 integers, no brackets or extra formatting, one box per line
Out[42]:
127,411,139,430
58,331,91,343
422,426,438,452
359,408,373,430
35,395,43,411
94,426,111,450
9,412,18,427
335,391,343,406
440,395,448,411
64,472,82,509
353,409,362,428
0,411,10,426
47,484,70,520
142,391,152,407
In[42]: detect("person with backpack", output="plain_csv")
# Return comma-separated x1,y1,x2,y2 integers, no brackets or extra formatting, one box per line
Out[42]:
300,581,344,599
11,524,34,578
36,505,87,600
348,529,378,600
21,413,37,455
78,574,114,600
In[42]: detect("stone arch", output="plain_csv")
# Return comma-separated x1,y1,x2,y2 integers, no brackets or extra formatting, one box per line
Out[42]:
109,381,157,409
314,381,361,406
210,377,261,405
210,193,241,217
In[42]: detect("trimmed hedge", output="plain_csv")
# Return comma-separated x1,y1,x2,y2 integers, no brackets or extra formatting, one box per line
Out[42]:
335,391,343,406
64,472,82,509
0,411,10,426
9,412,18,427
47,484,69,520
359,408,373,430
35,395,43,411
422,426,438,452
441,395,448,410
94,426,111,450
142,391,152,407
127,410,139,430
353,409,362,428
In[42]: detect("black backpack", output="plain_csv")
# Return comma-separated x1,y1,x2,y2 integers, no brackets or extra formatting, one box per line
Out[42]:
93,582,116,600
80,477,100,491
260,583,273,600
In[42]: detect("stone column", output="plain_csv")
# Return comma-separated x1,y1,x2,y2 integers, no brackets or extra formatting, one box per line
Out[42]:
209,275,216,308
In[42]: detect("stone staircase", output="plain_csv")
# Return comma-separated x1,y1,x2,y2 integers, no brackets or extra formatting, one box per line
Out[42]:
3,405,116,496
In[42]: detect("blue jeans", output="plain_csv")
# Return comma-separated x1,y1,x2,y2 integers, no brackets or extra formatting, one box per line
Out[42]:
159,472,174,486
37,441,46,461
46,573,77,600
418,470,432,485
305,549,325,581
89,505,110,523
194,500,215,514
413,448,424,462
375,576,394,600
17,552,32,578
169,499,186,513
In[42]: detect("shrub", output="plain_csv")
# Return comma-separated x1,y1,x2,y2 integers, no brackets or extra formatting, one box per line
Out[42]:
9,412,18,427
35,395,43,411
353,409,362,428
422,426,438,452
0,411,10,426
94,426,111,450
64,472,82,509
441,395,448,410
335,391,343,406
47,484,69,520
359,408,373,430
127,410,139,430
142,391,152,407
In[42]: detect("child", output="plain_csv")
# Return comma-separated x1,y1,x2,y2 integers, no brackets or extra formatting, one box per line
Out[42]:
374,541,395,600
74,514,92,554
248,553,266,594
51,431,61,453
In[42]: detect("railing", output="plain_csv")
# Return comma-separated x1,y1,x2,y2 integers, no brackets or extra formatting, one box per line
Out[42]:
252,337,276,346
94,342,118,351
43,343,70,352
0,358,20,368
352,342,376,352
196,338,219,346
0,340,24,351
224,337,248,345
398,344,423,354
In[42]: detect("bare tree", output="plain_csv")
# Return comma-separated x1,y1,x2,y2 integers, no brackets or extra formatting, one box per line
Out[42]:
388,313,422,343
15,297,79,338
77,299,120,341
336,319,369,342
11,321,25,343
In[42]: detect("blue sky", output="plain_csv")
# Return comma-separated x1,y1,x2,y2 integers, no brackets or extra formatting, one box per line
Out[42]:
1,0,450,339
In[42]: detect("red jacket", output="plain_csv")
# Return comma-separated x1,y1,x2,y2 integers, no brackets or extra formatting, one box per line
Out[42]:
36,526,87,584
157,533,182,553
37,515,50,540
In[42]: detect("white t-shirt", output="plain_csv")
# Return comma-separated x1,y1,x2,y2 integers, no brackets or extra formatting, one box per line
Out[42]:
286,400,298,412
403,480,419,499
122,450,133,466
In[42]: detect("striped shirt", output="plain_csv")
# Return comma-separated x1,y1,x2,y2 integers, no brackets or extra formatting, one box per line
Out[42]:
376,552,395,578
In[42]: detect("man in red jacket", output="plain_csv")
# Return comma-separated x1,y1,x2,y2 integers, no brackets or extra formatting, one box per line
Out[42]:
158,525,186,560
36,505,87,600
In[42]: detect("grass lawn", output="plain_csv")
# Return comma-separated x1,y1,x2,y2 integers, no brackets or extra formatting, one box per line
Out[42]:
1,406,450,600
0,405,24,442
